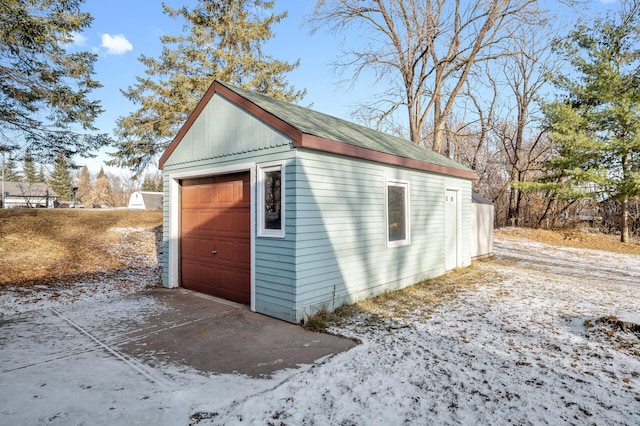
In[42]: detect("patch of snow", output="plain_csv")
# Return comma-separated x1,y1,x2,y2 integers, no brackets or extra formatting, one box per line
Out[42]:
1,234,639,425
0,227,161,317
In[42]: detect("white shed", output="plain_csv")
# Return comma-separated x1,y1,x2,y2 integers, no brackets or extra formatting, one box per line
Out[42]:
128,191,163,210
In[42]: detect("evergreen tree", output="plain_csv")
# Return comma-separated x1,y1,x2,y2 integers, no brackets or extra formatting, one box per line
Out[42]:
49,153,73,199
111,0,304,174
23,149,37,182
141,173,163,192
521,0,640,242
37,165,47,183
4,154,22,181
0,0,109,161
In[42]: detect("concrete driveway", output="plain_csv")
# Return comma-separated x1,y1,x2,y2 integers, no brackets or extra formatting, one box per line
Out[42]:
0,288,356,424
2,288,356,377
124,288,358,377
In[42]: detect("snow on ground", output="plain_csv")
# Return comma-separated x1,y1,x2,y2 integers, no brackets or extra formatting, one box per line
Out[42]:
201,238,640,425
0,227,162,316
1,232,639,425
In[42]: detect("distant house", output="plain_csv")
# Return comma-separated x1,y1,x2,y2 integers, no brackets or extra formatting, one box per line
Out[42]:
1,182,56,208
159,81,478,323
128,191,163,210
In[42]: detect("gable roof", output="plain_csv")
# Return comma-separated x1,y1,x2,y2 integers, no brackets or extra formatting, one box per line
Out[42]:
159,81,477,180
4,181,57,197
140,192,163,210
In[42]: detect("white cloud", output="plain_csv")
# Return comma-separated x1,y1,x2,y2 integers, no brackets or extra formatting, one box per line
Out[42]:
100,33,133,56
70,32,87,47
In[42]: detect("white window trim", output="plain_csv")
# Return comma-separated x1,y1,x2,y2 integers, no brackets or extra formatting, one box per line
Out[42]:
257,161,285,238
386,179,411,247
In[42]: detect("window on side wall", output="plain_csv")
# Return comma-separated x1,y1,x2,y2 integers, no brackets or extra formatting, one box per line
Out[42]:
258,162,285,238
387,180,410,247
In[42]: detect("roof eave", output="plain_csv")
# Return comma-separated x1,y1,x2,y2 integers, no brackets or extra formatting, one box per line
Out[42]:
297,134,478,180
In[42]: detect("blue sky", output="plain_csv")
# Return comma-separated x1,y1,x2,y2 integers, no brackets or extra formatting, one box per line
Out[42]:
74,0,364,174
73,0,618,175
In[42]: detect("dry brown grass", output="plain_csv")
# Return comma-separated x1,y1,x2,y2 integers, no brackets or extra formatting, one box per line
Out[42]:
495,226,640,256
348,263,500,319
307,262,502,331
0,209,162,286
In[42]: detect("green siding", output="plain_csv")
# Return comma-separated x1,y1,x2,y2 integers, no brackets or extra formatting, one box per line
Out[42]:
163,145,472,324
163,94,290,167
290,150,472,320
253,159,297,322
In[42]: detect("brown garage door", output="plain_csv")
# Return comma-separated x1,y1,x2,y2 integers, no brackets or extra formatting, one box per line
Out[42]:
180,172,251,304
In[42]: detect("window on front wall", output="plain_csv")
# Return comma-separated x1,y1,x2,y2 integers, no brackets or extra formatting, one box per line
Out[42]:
258,162,285,238
387,180,410,246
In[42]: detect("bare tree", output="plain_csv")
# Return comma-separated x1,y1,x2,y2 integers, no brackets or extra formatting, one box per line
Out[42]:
498,28,557,225
108,173,137,207
444,63,499,170
309,0,542,153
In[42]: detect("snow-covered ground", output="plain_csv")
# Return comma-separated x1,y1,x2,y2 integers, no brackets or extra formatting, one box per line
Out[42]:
1,231,639,425
0,227,162,316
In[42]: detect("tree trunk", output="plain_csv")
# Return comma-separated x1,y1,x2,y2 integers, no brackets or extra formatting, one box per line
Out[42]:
507,169,520,226
620,196,629,243
432,83,444,154
407,89,420,144
620,153,630,243
433,120,446,154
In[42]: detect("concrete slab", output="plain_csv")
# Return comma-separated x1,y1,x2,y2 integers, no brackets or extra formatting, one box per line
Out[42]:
51,288,357,378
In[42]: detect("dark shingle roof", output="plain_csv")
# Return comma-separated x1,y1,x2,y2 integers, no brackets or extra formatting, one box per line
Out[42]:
472,193,493,205
140,192,163,210
217,81,474,174
4,182,57,197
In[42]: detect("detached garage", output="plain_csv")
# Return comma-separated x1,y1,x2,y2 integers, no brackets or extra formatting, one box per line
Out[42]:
159,81,477,323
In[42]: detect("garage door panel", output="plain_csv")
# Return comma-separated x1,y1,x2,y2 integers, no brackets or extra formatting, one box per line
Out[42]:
182,236,215,258
215,268,250,303
236,211,251,234
181,211,200,234
181,237,199,257
236,240,251,266
239,181,250,207
198,186,218,207
197,210,220,233
215,181,237,206
181,185,199,207
181,260,213,285
213,239,234,261
180,172,251,305
213,239,250,262
212,210,236,234
197,243,217,259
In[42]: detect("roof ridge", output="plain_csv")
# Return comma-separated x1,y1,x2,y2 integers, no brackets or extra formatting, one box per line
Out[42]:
215,80,475,175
